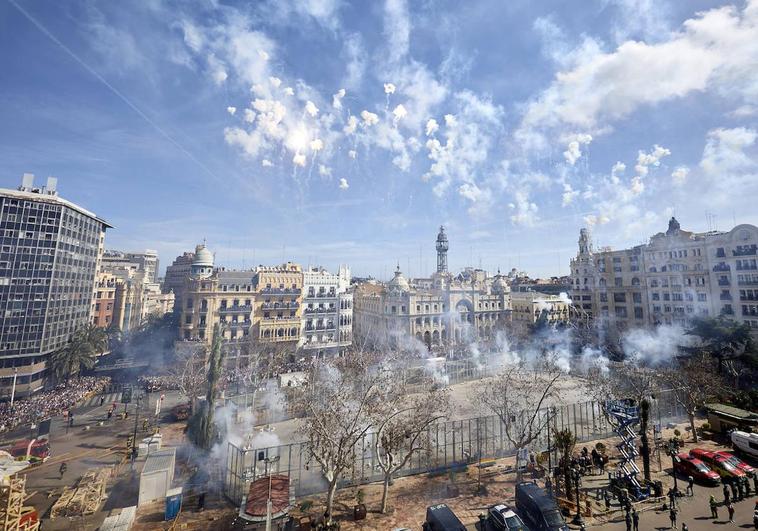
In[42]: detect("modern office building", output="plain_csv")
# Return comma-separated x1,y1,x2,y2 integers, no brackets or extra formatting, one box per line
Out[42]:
0,174,110,396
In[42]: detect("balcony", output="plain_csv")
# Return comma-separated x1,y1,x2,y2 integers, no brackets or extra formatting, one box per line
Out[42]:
742,309,758,317
260,287,301,295
305,291,337,299
261,316,299,322
260,302,299,310
733,245,757,257
303,306,336,314
721,307,734,315
713,264,731,272
718,279,730,286
740,296,758,302
219,304,252,313
738,279,758,286
720,294,732,301
736,265,758,271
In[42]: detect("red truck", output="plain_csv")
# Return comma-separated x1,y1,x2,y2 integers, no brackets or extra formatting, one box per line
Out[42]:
9,439,50,462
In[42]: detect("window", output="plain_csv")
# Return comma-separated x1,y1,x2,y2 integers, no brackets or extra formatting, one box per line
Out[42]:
698,293,707,302
634,307,643,319
613,293,626,303
614,277,622,288
633,292,642,304
615,307,628,318
652,293,660,301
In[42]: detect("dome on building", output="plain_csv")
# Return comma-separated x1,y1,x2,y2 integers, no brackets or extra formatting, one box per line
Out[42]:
492,273,508,294
388,265,410,293
193,244,214,267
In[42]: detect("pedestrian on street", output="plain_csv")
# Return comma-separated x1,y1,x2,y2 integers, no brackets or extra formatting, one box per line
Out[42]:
68,414,74,427
739,478,746,501
59,461,67,479
686,475,694,496
732,480,739,501
727,502,735,523
669,507,677,529
625,510,632,531
604,490,611,510
747,476,752,497
753,473,758,494
632,508,639,531
724,483,731,504
142,418,148,432
107,409,112,420
197,491,206,512
100,395,105,406
753,507,758,529
710,495,719,519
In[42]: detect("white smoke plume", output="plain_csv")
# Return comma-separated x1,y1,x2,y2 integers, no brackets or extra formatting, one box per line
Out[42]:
384,82,396,94
425,118,439,136
304,100,319,117
332,88,346,109
361,110,379,126
338,178,349,189
226,106,237,115
621,324,690,366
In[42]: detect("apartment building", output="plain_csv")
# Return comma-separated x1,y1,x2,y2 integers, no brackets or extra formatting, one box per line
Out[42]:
570,217,758,342
510,290,571,333
300,265,352,356
0,174,110,396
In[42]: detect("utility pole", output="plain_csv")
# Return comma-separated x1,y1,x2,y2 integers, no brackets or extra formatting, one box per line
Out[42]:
131,392,142,467
10,368,18,406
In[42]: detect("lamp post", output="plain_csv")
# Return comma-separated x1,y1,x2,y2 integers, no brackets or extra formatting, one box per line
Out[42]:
264,455,281,531
131,392,142,466
571,467,584,526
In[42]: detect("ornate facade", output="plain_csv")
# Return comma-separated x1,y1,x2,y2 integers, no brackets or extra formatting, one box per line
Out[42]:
353,227,511,351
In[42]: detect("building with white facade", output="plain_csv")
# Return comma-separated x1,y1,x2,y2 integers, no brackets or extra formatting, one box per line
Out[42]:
300,265,352,356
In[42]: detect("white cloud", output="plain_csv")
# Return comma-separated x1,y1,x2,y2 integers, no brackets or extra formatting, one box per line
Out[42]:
304,101,319,117
318,164,331,176
563,133,592,165
226,106,237,115
671,166,689,185
425,118,439,137
562,183,579,206
332,88,346,110
269,76,282,88
611,161,626,181
339,178,349,189
634,144,671,177
283,87,295,96
509,190,539,226
383,0,410,63
344,115,358,134
518,1,758,148
243,109,256,123
293,153,307,167
348,150,357,159
360,110,379,126
261,159,273,167
392,104,407,125
701,127,757,176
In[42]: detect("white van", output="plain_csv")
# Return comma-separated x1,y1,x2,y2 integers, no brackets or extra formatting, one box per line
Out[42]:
731,430,758,459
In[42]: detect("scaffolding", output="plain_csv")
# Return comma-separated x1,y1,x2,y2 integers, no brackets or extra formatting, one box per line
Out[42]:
0,476,40,531
606,400,648,500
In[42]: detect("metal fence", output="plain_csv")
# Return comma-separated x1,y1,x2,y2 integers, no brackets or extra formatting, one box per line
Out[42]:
222,389,687,504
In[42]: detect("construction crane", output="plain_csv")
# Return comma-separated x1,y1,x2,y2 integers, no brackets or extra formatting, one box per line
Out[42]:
0,476,40,531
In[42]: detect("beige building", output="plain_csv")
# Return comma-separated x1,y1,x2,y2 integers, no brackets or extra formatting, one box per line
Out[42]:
570,218,758,342
353,227,511,351
510,290,571,333
252,263,303,345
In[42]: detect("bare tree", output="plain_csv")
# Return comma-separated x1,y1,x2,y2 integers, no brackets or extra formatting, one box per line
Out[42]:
474,361,561,478
170,345,207,413
662,353,724,442
291,352,385,524
373,386,449,513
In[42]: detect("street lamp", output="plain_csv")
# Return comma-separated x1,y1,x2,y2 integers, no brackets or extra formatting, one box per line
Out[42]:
571,467,584,526
667,439,680,497
264,455,281,531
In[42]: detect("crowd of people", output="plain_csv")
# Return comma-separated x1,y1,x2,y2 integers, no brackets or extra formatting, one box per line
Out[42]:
0,376,110,433
138,375,180,392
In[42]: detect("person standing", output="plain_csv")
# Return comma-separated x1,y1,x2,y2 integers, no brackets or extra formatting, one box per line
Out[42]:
632,508,640,531
58,461,67,479
686,475,694,496
753,472,758,494
724,483,731,504
625,510,632,531
710,495,718,519
669,507,677,529
727,502,735,523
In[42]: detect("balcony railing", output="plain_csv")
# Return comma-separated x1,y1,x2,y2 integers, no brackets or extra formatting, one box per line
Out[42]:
720,294,732,301
738,279,758,286
261,316,299,322
303,307,336,314
736,265,758,271
260,287,301,295
740,296,758,302
718,279,730,286
261,302,299,310
713,264,731,272
742,309,758,317
305,292,338,299
219,304,252,312
733,246,757,257
721,307,734,315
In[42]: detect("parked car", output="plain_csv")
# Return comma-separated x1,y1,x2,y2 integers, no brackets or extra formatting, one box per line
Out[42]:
690,448,746,480
487,504,530,530
673,453,720,484
515,482,569,531
713,450,756,476
731,430,758,460
423,504,467,531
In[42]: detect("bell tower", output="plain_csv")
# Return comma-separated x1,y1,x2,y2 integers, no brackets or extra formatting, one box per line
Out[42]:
436,226,448,273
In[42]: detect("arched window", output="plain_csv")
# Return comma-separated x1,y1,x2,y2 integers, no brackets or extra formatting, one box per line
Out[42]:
632,277,640,287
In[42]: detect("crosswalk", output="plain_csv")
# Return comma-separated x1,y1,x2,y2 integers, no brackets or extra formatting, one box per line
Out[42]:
78,392,122,409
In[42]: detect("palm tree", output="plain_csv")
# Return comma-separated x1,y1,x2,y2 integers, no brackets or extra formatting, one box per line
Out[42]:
49,334,96,383
48,324,108,384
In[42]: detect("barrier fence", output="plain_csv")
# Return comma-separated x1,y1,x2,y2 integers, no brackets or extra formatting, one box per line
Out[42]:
223,388,687,504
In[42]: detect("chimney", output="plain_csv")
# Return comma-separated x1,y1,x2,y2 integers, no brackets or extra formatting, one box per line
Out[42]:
20,173,34,192
45,176,58,195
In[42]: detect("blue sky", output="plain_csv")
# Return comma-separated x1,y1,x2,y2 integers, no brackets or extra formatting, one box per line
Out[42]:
1,0,757,279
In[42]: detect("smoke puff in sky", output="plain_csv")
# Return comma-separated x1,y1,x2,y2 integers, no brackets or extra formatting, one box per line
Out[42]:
621,324,691,366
